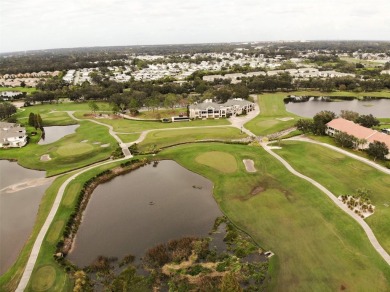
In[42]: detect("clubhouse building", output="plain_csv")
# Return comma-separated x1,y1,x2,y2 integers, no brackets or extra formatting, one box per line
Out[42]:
189,98,255,119
326,118,390,158
0,122,27,148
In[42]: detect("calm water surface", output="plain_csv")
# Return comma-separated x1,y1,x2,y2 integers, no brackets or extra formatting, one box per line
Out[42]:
68,160,222,267
285,99,390,118
38,125,79,145
0,160,50,275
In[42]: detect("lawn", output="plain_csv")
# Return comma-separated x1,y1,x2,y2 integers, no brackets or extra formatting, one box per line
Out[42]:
158,143,390,291
0,87,38,93
136,107,188,119
73,114,231,133
275,140,390,253
116,133,141,144
245,93,300,136
0,120,117,176
137,126,246,152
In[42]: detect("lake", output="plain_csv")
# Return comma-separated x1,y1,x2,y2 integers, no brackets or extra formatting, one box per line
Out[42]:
285,98,390,118
0,160,51,275
68,160,222,268
38,125,79,145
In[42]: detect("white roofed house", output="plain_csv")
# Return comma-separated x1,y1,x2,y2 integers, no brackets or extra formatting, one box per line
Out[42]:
0,122,27,148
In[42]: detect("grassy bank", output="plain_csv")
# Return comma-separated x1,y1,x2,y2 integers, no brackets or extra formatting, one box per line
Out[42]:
138,127,246,152
275,140,390,253
73,114,230,133
24,159,134,292
158,143,390,291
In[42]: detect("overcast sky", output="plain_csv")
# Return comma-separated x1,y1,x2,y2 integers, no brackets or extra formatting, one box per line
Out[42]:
1,0,390,53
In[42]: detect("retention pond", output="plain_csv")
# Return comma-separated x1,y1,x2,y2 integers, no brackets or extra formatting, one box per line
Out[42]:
38,125,79,145
285,98,390,118
68,160,222,268
0,160,51,275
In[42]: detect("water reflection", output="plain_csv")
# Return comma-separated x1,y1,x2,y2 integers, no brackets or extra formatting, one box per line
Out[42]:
0,160,50,275
38,125,79,145
68,160,222,268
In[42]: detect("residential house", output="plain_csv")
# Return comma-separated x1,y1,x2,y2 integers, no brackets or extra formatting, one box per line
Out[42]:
0,122,27,148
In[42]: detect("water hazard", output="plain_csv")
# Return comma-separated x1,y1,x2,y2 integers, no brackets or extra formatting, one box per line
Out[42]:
285,98,390,118
0,160,51,275
68,160,222,268
38,125,79,145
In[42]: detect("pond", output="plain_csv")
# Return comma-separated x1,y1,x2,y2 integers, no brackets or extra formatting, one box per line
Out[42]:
285,98,390,118
0,160,51,275
68,160,222,268
38,124,79,145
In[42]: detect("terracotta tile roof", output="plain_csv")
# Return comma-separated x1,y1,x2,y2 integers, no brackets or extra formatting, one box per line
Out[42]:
326,118,375,140
368,132,390,149
327,118,390,149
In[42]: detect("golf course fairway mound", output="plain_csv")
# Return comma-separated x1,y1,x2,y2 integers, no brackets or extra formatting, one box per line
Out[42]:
56,143,94,156
195,151,237,173
31,265,56,291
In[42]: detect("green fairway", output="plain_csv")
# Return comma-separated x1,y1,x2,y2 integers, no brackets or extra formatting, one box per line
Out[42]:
116,133,140,143
195,151,238,173
0,120,117,176
245,93,299,136
158,143,390,291
30,266,56,291
73,113,231,132
275,140,390,253
138,126,246,151
0,87,38,93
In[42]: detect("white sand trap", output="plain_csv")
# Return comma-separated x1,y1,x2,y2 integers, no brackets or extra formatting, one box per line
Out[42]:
40,154,51,161
81,140,88,143
268,146,282,150
101,143,110,148
93,142,101,145
243,159,256,172
276,117,294,121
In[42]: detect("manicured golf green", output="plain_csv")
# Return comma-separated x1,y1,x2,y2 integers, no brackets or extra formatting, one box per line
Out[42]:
30,266,56,291
158,143,390,291
275,140,390,253
138,126,246,151
195,151,238,173
245,93,299,136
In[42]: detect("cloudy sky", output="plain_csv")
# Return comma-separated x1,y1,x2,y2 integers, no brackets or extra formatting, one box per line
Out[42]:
1,0,389,53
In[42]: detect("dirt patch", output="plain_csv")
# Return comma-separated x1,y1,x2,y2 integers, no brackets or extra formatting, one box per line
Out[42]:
251,186,265,195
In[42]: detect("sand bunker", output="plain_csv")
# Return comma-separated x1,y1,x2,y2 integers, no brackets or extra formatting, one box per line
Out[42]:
40,154,51,161
93,142,101,145
276,117,294,121
1,177,55,193
81,140,88,143
243,159,256,173
101,143,110,148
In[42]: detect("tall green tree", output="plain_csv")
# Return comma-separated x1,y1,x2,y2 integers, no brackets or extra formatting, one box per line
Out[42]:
366,141,389,161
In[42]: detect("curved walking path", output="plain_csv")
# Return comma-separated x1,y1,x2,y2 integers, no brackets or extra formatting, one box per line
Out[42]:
16,112,134,291
262,142,390,266
287,135,390,175
66,111,132,157
15,157,129,292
